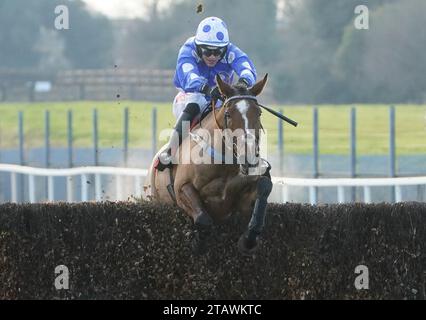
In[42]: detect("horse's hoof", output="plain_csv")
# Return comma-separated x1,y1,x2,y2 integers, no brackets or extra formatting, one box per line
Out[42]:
238,232,258,256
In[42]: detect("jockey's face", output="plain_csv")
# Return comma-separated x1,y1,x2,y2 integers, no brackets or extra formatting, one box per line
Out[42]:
202,54,221,67
199,45,226,67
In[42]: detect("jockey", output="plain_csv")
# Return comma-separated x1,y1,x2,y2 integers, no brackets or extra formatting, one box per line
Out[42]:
157,16,257,171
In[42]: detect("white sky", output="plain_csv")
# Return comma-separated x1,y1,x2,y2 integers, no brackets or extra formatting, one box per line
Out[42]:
82,0,171,19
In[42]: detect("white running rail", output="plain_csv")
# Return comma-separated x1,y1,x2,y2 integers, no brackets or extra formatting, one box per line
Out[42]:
1,164,426,204
272,176,426,204
0,164,148,203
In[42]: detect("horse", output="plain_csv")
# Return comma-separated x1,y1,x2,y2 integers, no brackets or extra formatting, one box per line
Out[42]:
145,74,273,255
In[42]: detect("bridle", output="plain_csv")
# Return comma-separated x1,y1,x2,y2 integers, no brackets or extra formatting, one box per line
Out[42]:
211,95,263,165
190,83,297,170
212,95,263,131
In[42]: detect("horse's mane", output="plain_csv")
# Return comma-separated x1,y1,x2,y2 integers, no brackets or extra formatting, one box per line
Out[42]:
232,83,251,95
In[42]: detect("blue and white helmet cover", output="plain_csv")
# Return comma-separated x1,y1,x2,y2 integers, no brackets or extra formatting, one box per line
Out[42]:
195,17,229,47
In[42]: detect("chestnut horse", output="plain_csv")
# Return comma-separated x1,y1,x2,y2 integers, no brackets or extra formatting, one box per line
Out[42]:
145,74,273,255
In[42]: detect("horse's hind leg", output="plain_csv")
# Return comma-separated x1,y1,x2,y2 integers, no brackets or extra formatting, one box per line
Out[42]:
238,176,273,255
178,183,213,254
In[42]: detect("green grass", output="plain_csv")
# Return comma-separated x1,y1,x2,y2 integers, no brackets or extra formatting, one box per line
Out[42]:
0,101,425,155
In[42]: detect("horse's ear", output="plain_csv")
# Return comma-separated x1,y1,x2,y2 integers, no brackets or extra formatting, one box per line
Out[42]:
216,74,233,98
249,74,268,97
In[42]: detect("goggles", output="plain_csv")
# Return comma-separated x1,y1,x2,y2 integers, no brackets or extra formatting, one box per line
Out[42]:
198,45,227,57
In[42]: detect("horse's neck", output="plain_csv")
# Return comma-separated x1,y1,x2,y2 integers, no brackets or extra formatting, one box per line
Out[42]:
204,110,222,130
200,109,225,148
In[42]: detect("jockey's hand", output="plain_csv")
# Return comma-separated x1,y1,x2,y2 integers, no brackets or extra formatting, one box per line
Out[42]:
211,86,224,102
237,78,250,88
201,84,224,102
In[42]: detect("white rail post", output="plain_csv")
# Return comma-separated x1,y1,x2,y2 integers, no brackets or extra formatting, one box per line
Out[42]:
67,176,73,202
29,174,36,203
337,186,345,203
48,176,54,202
395,185,402,203
11,172,17,202
363,186,372,204
95,174,102,201
81,174,88,202
309,186,317,205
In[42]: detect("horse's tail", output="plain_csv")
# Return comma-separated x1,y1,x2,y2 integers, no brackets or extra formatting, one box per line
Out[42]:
146,146,176,204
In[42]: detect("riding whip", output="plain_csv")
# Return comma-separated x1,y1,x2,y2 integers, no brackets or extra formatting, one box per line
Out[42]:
257,103,298,127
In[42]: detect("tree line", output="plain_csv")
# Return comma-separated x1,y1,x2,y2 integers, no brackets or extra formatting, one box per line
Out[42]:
0,0,424,103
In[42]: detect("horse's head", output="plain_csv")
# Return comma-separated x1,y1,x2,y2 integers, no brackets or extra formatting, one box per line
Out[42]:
215,74,268,167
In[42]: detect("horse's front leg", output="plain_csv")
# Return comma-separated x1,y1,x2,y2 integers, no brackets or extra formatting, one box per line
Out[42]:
223,170,273,255
238,175,273,255
177,182,213,255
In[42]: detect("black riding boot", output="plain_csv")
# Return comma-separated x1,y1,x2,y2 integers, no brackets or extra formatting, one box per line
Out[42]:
157,103,200,171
